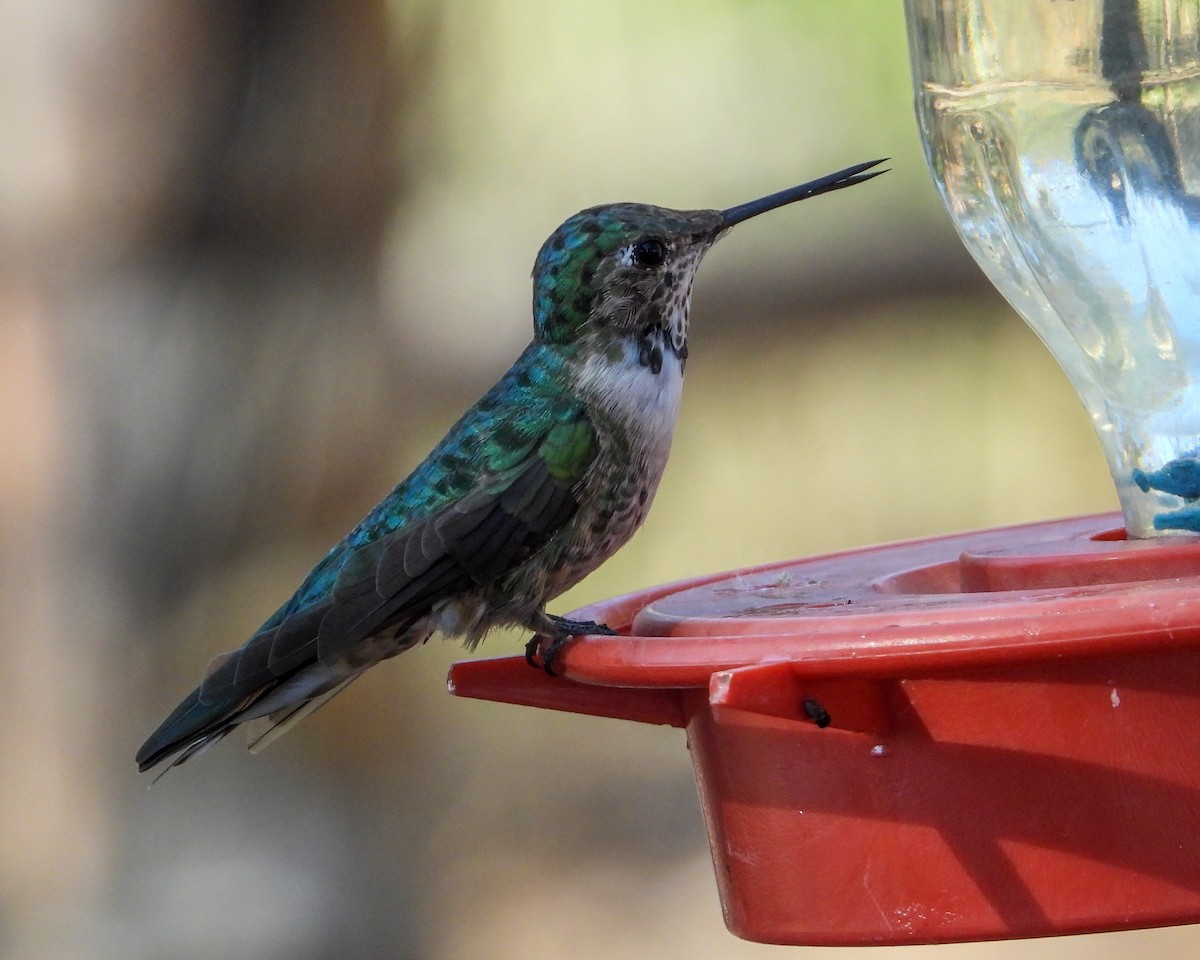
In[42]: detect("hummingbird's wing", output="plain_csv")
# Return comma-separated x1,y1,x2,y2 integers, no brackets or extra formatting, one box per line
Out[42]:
135,410,598,773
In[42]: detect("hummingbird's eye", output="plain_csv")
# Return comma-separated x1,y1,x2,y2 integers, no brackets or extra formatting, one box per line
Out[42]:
632,237,668,268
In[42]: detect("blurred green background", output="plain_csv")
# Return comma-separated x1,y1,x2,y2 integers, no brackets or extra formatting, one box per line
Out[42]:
2,1,1181,958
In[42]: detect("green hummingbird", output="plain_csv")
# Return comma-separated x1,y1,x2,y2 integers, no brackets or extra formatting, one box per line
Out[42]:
136,159,886,775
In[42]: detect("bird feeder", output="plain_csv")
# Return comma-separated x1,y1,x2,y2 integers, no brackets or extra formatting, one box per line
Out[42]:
451,0,1200,945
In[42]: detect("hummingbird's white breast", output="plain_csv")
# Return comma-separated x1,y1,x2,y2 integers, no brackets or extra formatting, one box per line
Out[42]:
577,335,684,467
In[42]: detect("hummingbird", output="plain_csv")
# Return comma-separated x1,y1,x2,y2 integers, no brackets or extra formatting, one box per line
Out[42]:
136,158,886,775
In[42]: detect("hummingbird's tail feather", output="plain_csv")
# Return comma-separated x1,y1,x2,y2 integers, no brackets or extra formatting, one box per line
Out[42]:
136,649,364,775
244,675,359,755
135,687,245,774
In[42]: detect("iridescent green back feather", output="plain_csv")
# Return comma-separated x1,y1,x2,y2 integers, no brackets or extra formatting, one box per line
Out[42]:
260,344,593,630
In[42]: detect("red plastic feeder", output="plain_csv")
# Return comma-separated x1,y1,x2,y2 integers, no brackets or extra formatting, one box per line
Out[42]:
449,513,1200,945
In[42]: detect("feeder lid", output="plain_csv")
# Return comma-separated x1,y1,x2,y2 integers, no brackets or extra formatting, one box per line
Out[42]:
452,513,1200,700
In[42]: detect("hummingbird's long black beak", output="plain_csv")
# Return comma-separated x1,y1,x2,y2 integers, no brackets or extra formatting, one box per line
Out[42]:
719,158,888,229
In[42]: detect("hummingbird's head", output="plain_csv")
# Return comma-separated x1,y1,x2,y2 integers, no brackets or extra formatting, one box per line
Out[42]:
530,159,887,361
532,204,722,359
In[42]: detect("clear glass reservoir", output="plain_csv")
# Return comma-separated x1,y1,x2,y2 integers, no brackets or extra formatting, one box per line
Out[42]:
904,0,1200,537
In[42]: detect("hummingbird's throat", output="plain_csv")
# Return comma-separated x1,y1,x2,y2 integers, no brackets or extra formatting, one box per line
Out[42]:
644,244,703,372
638,330,666,375
637,321,687,375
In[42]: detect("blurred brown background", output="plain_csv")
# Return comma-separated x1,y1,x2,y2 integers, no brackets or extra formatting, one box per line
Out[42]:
0,1,1183,958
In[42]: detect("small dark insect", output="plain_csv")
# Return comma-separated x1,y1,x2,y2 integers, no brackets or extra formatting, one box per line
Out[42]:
802,697,832,728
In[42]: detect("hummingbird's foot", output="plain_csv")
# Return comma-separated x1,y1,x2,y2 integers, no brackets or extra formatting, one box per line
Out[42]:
524,616,618,676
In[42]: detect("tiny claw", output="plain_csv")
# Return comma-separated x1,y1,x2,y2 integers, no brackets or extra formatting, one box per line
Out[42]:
541,635,569,677
524,635,543,669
